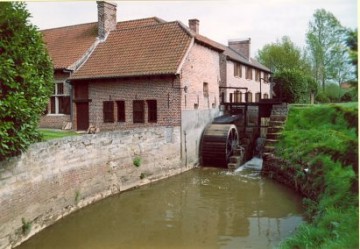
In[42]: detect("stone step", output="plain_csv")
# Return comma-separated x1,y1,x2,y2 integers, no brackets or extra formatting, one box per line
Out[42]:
266,132,282,140
265,139,278,146
263,152,275,160
233,148,245,156
268,126,284,133
227,163,238,170
229,156,241,164
268,120,285,127
263,145,275,153
270,115,287,122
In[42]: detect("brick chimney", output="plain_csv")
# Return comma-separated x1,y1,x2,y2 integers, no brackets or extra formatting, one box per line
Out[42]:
228,38,251,60
189,19,199,34
97,1,117,40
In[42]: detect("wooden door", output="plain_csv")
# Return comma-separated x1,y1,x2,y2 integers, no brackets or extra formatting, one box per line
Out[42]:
76,102,89,130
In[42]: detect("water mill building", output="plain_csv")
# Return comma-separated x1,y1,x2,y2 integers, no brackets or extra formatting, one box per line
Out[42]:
39,1,271,165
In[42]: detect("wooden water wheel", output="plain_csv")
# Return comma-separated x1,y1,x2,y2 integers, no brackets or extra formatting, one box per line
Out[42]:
200,124,239,167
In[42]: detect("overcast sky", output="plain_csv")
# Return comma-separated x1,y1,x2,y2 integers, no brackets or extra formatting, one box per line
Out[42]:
26,0,357,57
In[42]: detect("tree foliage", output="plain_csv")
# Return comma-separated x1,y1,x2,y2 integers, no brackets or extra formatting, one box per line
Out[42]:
306,9,353,91
346,28,358,85
0,2,54,161
273,69,317,103
256,36,311,74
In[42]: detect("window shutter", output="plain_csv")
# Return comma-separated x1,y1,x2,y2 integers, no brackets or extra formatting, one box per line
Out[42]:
147,100,157,123
103,101,114,123
133,100,145,123
117,101,125,122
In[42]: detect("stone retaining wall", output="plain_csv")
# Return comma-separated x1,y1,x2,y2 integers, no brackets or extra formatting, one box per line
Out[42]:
0,126,188,249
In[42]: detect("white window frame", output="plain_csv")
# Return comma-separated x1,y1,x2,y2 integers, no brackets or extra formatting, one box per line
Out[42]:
48,80,69,116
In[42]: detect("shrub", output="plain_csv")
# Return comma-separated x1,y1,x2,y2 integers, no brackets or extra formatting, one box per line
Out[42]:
0,2,54,161
133,156,142,167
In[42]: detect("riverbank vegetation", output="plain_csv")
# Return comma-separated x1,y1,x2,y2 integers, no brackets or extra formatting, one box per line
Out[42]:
276,103,358,249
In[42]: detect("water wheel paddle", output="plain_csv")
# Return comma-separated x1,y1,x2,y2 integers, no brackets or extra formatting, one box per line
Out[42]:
200,124,239,167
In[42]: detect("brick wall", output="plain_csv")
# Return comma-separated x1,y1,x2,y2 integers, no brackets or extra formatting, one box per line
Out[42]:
180,43,220,111
0,127,188,249
72,76,181,131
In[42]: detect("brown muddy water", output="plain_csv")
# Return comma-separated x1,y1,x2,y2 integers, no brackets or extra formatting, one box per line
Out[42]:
18,167,304,249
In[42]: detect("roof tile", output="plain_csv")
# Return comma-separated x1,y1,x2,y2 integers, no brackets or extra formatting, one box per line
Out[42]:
42,23,98,69
71,22,192,79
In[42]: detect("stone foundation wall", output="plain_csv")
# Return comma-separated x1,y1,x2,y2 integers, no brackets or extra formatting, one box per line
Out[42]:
0,127,188,249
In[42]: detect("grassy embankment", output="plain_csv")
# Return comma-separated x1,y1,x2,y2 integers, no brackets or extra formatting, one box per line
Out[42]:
276,103,358,249
38,129,79,141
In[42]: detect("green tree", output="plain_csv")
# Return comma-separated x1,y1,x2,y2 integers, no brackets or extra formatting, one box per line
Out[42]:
306,9,351,91
273,69,316,103
256,36,311,74
346,28,358,77
0,2,54,161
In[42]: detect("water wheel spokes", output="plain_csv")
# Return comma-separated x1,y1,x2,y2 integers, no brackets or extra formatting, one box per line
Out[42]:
200,124,239,167
226,127,238,161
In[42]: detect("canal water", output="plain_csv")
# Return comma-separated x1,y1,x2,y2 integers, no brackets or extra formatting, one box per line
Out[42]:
18,167,304,249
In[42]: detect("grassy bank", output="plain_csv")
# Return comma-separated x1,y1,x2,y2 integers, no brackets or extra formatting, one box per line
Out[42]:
275,103,358,249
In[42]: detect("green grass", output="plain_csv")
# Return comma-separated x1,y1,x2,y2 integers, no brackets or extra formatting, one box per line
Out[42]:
38,129,79,141
275,103,358,249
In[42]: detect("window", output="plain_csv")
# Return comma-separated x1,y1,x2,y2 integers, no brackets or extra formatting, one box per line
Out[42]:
147,100,157,123
58,96,70,114
203,82,209,97
49,81,70,115
133,100,145,123
255,70,260,81
255,92,261,102
246,92,253,103
103,101,114,123
246,67,253,80
234,63,242,77
234,90,242,103
116,101,125,122
263,93,269,99
263,73,268,81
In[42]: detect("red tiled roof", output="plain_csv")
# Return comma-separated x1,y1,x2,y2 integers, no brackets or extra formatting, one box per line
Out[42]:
41,17,167,70
71,21,192,80
116,17,165,30
41,23,98,69
195,34,226,52
225,47,271,73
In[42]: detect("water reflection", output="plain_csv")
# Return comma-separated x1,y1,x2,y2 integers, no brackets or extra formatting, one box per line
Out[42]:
18,168,304,249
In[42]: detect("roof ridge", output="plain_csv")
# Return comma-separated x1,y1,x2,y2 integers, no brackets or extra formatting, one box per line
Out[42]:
117,16,166,25
110,20,191,35
41,22,97,32
41,17,165,32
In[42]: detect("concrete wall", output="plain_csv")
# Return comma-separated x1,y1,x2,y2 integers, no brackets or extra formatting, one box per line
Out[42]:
0,127,189,249
181,109,219,166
